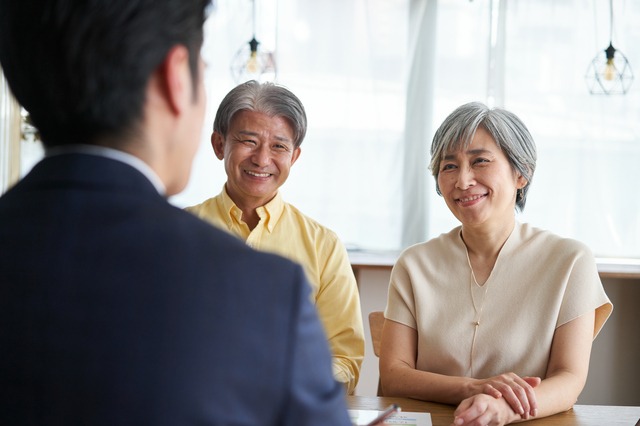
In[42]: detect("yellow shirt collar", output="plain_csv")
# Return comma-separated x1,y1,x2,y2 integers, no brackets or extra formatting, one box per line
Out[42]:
219,186,285,233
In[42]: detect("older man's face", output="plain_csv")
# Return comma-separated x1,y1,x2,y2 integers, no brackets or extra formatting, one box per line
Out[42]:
213,110,301,209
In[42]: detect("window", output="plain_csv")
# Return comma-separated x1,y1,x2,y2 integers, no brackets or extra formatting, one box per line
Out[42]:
6,0,639,258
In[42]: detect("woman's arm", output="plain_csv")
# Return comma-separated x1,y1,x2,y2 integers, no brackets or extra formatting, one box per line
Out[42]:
379,319,536,416
379,319,465,402
452,309,596,425
527,308,595,416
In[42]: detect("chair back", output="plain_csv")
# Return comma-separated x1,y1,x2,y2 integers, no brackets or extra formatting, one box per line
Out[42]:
368,311,385,396
368,311,385,357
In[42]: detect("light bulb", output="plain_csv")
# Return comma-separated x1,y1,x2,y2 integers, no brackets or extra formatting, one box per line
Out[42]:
604,58,617,81
246,51,259,74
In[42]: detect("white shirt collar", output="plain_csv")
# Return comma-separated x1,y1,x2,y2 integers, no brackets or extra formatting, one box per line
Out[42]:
45,144,166,195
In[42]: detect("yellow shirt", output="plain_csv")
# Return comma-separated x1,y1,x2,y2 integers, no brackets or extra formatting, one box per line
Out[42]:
187,188,365,394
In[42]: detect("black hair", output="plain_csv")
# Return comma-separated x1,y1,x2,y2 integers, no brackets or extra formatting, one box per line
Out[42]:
0,0,210,147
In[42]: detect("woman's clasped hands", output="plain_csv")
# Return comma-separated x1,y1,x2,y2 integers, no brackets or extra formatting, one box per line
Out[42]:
451,373,541,426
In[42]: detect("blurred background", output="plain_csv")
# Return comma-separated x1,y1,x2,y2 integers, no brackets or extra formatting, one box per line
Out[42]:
5,0,639,259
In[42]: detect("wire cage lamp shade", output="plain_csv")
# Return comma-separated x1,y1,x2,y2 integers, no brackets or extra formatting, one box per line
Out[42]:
586,42,634,95
230,37,277,83
230,0,277,83
585,0,634,95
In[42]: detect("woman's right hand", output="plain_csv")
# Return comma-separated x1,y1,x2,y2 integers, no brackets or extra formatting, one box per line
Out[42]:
472,373,541,419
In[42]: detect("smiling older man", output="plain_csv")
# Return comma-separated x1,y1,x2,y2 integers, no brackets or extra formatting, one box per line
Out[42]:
187,80,364,394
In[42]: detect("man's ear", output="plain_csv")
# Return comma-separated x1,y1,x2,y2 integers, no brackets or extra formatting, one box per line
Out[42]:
161,45,192,115
291,146,301,165
211,131,225,160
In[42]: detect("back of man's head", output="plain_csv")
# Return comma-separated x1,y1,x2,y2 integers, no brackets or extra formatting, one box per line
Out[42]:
0,0,210,148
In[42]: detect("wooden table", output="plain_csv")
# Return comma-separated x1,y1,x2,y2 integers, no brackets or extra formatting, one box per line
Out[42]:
347,395,640,425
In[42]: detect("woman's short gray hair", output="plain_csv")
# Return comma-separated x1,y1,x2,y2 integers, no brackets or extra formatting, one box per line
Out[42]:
213,80,307,147
429,102,537,211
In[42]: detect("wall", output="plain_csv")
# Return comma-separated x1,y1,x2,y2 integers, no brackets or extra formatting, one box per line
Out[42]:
354,269,640,406
582,278,640,405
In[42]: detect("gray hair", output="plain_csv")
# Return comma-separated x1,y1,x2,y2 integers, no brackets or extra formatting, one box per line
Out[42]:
429,102,537,211
213,80,307,147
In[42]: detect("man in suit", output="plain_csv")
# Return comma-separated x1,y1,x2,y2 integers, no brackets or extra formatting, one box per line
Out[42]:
0,1,351,425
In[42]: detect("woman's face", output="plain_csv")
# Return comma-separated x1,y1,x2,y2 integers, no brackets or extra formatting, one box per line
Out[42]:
436,127,526,229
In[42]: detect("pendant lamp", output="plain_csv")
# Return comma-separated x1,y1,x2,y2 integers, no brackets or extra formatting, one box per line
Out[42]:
585,0,633,95
230,0,277,83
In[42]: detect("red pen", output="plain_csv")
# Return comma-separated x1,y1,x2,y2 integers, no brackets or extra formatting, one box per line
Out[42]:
365,404,401,426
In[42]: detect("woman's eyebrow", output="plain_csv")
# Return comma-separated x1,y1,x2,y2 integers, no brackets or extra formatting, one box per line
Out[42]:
443,148,492,160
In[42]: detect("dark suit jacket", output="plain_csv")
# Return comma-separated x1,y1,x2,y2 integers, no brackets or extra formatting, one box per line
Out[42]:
0,153,351,426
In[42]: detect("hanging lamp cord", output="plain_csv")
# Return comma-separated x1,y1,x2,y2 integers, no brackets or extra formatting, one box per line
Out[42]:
608,0,613,43
252,0,257,39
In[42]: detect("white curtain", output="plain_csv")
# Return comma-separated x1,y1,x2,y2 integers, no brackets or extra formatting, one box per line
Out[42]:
400,0,437,248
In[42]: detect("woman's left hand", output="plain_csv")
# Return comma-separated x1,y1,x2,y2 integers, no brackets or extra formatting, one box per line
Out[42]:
451,393,521,426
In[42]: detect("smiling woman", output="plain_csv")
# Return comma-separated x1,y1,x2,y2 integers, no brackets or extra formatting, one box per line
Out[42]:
379,101,612,426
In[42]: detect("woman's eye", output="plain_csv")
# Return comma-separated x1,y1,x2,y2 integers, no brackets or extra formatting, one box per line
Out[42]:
441,163,456,171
